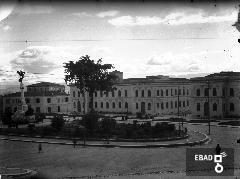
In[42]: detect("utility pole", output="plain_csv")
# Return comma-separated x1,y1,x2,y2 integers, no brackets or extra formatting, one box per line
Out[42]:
207,79,211,135
177,85,181,134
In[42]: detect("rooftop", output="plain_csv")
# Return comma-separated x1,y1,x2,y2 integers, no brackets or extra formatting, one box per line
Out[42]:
27,82,65,88
3,91,69,97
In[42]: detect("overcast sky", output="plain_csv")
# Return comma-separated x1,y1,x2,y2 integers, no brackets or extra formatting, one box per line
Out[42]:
0,1,240,87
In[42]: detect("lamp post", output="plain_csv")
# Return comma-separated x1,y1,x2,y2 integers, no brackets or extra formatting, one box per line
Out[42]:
207,79,211,135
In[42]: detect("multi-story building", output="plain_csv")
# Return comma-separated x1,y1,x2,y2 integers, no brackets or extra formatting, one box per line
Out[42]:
70,71,240,119
2,82,71,114
190,72,240,118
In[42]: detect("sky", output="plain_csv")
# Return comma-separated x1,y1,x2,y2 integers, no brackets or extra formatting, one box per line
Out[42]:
0,0,240,88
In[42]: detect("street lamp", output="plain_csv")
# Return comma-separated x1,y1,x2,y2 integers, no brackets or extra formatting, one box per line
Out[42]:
207,79,211,135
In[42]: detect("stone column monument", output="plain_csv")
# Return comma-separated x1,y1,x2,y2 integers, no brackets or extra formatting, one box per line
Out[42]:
17,70,28,113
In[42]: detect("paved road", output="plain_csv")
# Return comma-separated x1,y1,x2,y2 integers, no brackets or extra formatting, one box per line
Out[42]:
0,123,239,179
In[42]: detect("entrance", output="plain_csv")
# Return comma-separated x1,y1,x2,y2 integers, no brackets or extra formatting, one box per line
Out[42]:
204,102,209,117
141,102,145,114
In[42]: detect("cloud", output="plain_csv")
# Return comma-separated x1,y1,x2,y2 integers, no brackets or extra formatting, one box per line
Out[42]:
72,12,92,17
2,25,10,31
97,10,119,18
108,10,237,26
11,46,59,74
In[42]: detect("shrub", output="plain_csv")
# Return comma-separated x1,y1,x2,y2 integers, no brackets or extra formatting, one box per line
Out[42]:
51,115,65,131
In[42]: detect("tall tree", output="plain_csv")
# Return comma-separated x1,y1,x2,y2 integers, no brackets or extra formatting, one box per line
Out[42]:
64,55,117,113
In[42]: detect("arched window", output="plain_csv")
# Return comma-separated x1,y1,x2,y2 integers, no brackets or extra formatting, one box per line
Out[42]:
161,89,164,96
213,103,217,111
166,89,168,96
171,101,173,108
148,90,151,97
105,91,109,97
125,90,128,97
77,101,81,112
230,88,234,96
213,88,217,96
100,91,103,97
119,102,122,108
230,103,234,111
73,102,76,108
106,102,109,109
135,90,138,97
141,90,144,97
204,88,209,96
112,102,115,109
94,91,97,97
73,91,76,97
157,90,160,96
136,103,138,109
95,102,97,108
101,102,103,108
175,101,177,108
118,90,121,97
161,102,164,109
78,91,80,97
125,102,128,109
166,102,168,109
196,89,200,96
148,103,151,110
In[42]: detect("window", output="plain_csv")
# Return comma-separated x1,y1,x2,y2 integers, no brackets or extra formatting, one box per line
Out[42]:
141,90,144,97
183,89,185,95
106,91,109,97
223,103,226,112
213,88,217,96
47,98,51,103
196,89,200,96
112,102,115,109
95,102,97,108
157,103,160,108
148,103,151,110
187,100,189,106
125,90,128,97
26,98,30,103
166,89,168,96
197,103,200,111
58,106,60,112
36,98,40,103
48,107,51,113
58,98,60,103
179,101,181,107
230,88,234,97
183,101,185,107
65,97,68,102
125,102,128,109
106,102,109,109
78,91,80,97
136,103,138,109
100,91,103,97
171,101,173,108
166,102,168,109
112,90,115,97
36,107,41,113
161,102,164,109
94,92,97,97
14,107,17,112
230,103,234,111
187,89,189,95
73,91,75,97
148,90,151,97
175,89,177,95
213,103,217,111
135,90,138,97
118,90,121,97
157,90,160,96
6,99,10,104
161,90,164,96
178,89,181,95
73,102,76,108
171,89,173,96
101,102,103,108
175,101,177,108
204,88,209,96
119,102,122,108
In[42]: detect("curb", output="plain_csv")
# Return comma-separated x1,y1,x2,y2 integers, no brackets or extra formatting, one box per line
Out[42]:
0,131,210,148
0,168,37,178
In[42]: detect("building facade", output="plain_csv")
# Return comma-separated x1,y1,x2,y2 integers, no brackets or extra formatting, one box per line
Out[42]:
70,71,240,119
2,82,71,114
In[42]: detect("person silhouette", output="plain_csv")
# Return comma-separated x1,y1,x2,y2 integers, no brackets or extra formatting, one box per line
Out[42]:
215,144,221,155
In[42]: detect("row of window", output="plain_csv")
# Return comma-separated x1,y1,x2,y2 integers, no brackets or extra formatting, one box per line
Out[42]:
196,88,234,97
196,103,235,112
5,97,69,104
5,106,61,113
91,100,189,110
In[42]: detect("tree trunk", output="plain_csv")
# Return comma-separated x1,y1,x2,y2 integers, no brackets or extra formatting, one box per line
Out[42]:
89,91,94,112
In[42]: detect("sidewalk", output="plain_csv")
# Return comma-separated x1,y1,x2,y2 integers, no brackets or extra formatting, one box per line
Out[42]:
0,130,209,148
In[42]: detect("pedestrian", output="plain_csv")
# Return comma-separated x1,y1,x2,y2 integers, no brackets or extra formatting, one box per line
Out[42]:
38,143,42,153
73,138,77,148
215,144,221,155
